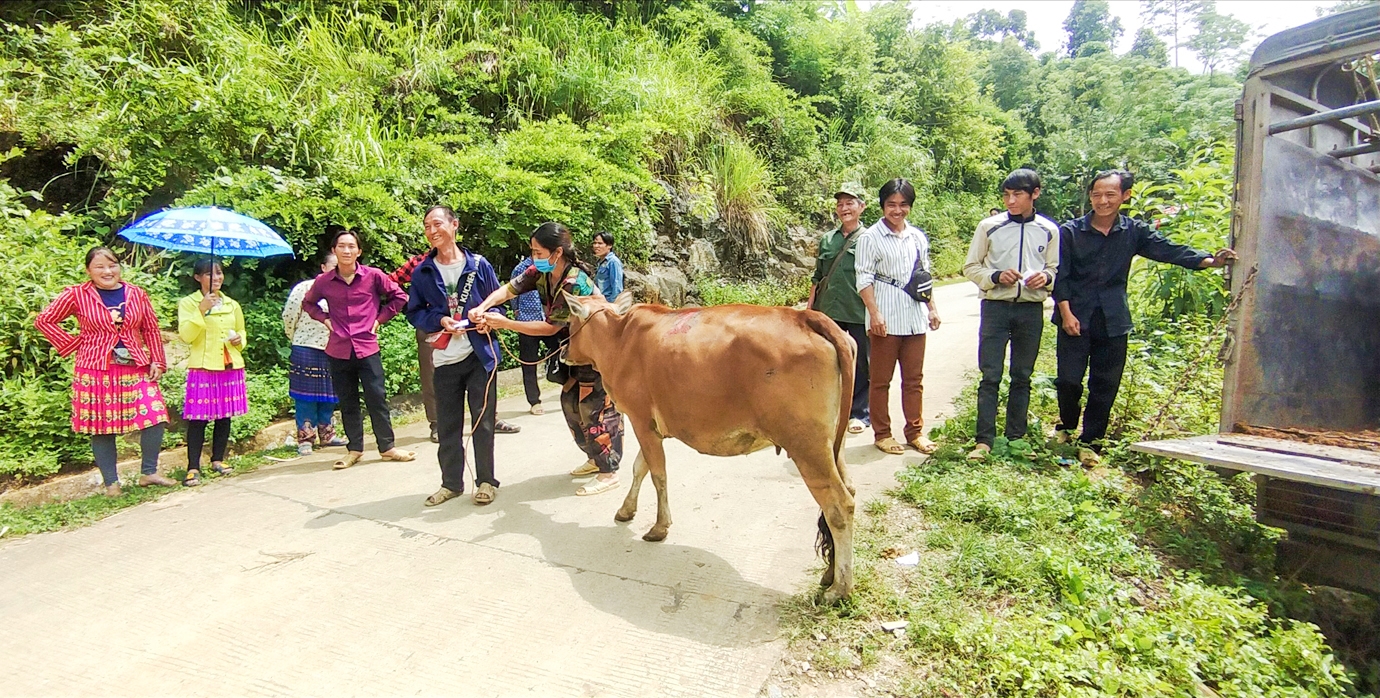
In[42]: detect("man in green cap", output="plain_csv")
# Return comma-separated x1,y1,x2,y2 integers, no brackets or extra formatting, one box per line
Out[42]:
809,182,871,434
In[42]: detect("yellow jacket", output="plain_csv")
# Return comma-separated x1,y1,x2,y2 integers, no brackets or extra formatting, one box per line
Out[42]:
178,291,247,371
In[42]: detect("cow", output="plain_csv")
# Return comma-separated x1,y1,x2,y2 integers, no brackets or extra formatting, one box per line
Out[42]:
561,290,858,603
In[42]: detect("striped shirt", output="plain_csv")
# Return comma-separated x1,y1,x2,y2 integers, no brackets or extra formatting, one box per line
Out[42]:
855,219,932,336
35,282,168,370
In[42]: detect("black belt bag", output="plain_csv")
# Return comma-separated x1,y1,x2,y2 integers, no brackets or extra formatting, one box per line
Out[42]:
875,257,932,303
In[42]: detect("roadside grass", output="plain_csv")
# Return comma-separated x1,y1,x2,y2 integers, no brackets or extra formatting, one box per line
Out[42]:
777,319,1363,697
0,446,297,537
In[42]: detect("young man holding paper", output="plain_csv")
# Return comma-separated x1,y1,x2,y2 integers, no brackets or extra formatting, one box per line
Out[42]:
963,168,1060,460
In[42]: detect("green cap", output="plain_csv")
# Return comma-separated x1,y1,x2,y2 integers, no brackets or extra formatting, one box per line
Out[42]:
833,182,867,203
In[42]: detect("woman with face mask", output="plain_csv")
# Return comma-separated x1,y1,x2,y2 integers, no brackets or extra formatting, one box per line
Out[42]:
469,222,624,497
177,258,249,486
35,246,175,496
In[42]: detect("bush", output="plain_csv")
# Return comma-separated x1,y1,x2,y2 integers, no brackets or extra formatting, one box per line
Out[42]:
696,276,810,307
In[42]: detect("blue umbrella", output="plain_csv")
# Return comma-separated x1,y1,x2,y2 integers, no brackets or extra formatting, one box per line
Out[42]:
118,206,294,258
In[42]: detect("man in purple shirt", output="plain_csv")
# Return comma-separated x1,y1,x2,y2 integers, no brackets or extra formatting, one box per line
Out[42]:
305,229,415,469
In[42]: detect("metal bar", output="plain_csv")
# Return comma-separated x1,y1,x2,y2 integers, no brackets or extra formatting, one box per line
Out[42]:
1328,140,1380,158
1269,99,1380,134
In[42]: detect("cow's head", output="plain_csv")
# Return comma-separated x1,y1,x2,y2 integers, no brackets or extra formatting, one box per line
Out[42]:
563,290,635,367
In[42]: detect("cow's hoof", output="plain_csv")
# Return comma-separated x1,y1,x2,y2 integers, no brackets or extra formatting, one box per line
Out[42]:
819,568,835,588
614,508,636,522
820,584,851,606
642,525,669,542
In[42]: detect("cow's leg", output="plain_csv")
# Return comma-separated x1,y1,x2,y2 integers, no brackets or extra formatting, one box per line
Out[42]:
797,444,855,603
614,451,649,522
638,430,672,542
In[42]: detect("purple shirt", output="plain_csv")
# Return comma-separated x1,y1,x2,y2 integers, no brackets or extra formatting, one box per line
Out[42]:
304,264,408,360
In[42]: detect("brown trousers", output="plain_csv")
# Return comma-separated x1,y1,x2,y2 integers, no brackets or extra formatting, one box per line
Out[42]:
868,332,927,442
416,328,437,425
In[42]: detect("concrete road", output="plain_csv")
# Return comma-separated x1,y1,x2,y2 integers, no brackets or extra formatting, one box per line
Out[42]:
0,283,980,697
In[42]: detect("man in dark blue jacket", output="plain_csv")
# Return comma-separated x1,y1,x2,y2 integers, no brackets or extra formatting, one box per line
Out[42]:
1053,170,1235,458
405,205,505,507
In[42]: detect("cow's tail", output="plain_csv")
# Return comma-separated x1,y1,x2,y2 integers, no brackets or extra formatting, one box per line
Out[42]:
802,311,855,474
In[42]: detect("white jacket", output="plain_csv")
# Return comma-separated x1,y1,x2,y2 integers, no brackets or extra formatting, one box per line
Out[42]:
963,212,1060,303
282,280,332,350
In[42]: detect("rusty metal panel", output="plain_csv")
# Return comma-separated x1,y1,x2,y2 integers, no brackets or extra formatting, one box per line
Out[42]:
1228,137,1380,431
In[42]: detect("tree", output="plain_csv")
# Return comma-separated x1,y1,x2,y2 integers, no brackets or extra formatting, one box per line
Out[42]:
1141,0,1207,68
1064,0,1124,58
1317,0,1378,16
964,9,1039,51
1129,27,1169,67
1187,2,1250,76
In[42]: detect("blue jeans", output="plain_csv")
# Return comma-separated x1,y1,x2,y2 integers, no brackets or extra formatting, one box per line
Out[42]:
294,399,337,432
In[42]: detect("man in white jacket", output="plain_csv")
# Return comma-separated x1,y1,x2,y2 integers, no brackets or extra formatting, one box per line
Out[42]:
962,169,1060,460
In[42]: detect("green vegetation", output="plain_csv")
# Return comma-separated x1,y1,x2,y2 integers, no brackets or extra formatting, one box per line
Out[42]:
783,318,1362,696
697,276,810,308
0,446,295,535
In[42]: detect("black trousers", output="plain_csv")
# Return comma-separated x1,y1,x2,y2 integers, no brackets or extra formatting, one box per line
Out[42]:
328,351,395,453
976,301,1044,446
186,418,231,470
1055,308,1128,444
433,354,498,492
836,321,870,422
519,333,560,406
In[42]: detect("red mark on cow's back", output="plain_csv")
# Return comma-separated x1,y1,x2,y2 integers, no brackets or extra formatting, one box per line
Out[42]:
666,309,702,336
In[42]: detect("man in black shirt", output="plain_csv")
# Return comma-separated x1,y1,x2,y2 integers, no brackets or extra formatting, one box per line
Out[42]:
1052,170,1235,455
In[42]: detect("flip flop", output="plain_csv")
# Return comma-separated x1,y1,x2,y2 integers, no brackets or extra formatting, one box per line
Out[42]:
576,477,619,496
874,438,905,455
569,459,599,477
380,449,416,462
210,463,233,476
473,482,496,505
334,452,364,470
909,437,939,454
183,470,202,487
424,487,461,507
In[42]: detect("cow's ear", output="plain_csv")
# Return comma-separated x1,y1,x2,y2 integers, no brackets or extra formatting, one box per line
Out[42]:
613,290,635,316
564,291,591,321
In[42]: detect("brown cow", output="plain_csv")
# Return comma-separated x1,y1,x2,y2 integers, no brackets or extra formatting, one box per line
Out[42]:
562,290,858,603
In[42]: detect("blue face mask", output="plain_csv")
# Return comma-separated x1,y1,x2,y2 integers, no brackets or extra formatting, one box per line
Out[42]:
534,257,554,273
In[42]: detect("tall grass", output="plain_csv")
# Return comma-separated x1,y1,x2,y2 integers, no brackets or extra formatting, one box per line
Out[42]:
702,133,782,257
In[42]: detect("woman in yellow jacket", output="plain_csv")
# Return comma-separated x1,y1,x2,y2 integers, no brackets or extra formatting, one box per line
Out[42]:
177,258,248,486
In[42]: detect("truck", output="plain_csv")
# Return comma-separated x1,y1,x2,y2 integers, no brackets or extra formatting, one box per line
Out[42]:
1131,7,1380,594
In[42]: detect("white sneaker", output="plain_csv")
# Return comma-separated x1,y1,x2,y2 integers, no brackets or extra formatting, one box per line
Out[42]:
297,442,313,456
847,418,865,434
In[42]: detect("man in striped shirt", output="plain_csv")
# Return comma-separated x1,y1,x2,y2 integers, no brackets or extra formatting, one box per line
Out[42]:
856,178,942,456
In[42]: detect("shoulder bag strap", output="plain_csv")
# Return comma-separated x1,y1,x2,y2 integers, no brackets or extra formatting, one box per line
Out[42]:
817,231,862,295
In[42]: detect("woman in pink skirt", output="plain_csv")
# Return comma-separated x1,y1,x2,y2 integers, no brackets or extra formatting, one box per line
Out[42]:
177,258,249,486
35,247,175,496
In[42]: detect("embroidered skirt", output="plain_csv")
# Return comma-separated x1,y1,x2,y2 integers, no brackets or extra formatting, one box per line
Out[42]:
288,346,338,403
182,368,249,421
71,364,170,435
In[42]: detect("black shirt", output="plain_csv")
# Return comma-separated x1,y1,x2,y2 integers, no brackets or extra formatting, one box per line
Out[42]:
1051,213,1210,337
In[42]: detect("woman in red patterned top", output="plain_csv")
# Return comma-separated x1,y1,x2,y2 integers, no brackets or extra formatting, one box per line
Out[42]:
34,247,175,496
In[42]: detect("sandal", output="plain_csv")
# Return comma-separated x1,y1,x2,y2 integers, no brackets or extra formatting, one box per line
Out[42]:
874,438,905,455
494,420,521,434
473,482,496,505
909,436,939,454
183,470,202,487
210,462,233,476
379,448,416,462
334,452,364,470
569,459,599,477
424,487,461,507
576,476,619,496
